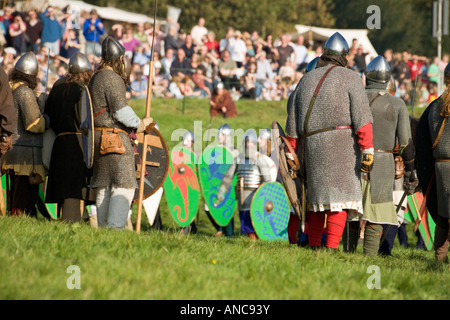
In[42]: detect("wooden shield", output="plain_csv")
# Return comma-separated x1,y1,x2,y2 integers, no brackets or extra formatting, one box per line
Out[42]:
250,182,290,241
198,145,237,227
133,126,170,202
272,121,304,226
80,86,94,169
143,187,164,226
164,147,200,227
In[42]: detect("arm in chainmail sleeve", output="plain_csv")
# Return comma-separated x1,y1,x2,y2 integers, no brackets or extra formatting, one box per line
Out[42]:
20,88,47,134
397,100,416,171
0,68,16,135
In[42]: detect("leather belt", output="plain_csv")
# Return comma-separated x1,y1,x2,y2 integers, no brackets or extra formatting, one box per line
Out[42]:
58,132,81,137
436,159,450,162
374,149,394,153
303,125,352,139
95,127,129,135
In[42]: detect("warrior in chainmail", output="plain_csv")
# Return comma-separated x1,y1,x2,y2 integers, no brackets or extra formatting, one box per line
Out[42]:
216,129,273,239
344,56,418,256
416,63,450,263
89,36,153,229
1,52,50,216
0,67,16,156
285,32,374,250
204,123,238,238
45,52,96,224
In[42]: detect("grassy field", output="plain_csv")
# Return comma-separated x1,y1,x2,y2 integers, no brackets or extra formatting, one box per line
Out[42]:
1,96,448,301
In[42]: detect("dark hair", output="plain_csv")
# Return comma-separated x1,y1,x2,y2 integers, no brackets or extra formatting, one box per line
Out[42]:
10,69,38,90
97,57,130,86
66,70,93,86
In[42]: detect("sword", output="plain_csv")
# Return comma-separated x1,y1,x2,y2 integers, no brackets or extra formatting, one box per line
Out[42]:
136,0,158,234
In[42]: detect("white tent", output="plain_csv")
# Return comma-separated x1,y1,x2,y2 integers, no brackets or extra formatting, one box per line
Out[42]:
295,24,378,62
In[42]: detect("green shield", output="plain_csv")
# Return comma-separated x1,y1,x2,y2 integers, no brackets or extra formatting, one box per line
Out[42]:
405,192,436,251
250,182,290,242
164,147,200,227
198,145,237,226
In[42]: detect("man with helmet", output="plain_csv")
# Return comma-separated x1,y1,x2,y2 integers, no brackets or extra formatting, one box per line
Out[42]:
2,52,50,216
285,32,374,250
416,63,450,263
216,129,273,239
345,56,417,256
45,52,96,224
89,36,153,229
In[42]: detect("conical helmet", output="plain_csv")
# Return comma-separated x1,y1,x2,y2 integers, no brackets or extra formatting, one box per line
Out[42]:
69,52,92,74
323,32,349,56
366,56,391,84
218,123,232,138
101,36,125,61
258,128,271,142
182,130,195,146
15,52,38,76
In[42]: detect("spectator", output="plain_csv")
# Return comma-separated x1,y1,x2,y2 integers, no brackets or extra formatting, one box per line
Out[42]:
427,56,440,84
122,24,140,54
276,59,295,100
164,24,180,53
133,44,150,66
262,34,277,62
190,53,200,69
62,28,81,59
245,38,255,57
2,6,13,45
40,6,64,55
83,9,104,57
353,45,369,74
131,69,148,99
134,22,147,43
181,34,195,59
191,65,211,98
110,23,124,41
210,82,237,118
255,50,274,87
218,50,238,90
171,48,192,79
204,31,219,55
25,8,42,53
0,47,16,69
242,62,258,99
190,17,208,47
275,34,295,67
407,54,426,83
8,13,27,55
144,22,164,56
292,34,308,70
230,30,247,68
219,27,235,53
384,49,395,70
161,48,174,78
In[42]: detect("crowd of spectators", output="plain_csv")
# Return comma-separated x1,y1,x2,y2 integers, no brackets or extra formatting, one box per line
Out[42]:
0,5,448,107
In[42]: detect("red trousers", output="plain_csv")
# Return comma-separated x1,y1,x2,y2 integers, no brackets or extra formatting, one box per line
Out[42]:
306,210,348,249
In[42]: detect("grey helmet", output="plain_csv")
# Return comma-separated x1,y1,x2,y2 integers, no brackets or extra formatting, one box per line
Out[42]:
243,129,258,158
258,128,272,142
101,36,125,61
69,52,92,74
182,130,195,146
323,32,349,56
365,56,391,84
306,57,319,73
15,52,39,76
445,63,450,78
218,123,232,138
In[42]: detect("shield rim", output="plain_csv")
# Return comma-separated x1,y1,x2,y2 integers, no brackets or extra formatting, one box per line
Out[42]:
132,126,170,203
198,144,237,227
81,86,95,169
250,181,290,241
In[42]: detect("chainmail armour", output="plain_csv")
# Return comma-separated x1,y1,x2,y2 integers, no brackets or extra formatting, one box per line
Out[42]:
89,69,137,189
366,86,413,203
428,97,450,219
286,64,373,207
2,85,45,169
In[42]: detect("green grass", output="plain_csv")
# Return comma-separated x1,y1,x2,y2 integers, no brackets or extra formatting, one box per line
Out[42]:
1,97,447,301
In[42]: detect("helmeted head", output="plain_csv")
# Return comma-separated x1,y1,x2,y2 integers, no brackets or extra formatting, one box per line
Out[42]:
15,52,38,76
258,128,272,156
182,130,195,148
218,123,232,145
323,32,349,57
243,129,258,159
365,56,392,84
69,52,92,74
306,57,319,73
101,36,125,61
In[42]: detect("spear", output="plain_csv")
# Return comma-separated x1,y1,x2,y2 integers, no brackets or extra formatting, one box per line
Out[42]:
136,0,158,234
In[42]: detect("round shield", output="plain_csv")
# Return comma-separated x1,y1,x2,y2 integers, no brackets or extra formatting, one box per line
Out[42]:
198,145,237,227
133,126,170,202
80,86,94,169
164,147,200,227
250,181,290,241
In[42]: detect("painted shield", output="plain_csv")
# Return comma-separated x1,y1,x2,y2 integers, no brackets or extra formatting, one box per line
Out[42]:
164,147,200,227
39,179,59,220
404,192,436,251
132,126,170,202
198,145,237,227
250,182,290,241
143,187,164,226
80,86,94,169
272,121,304,224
